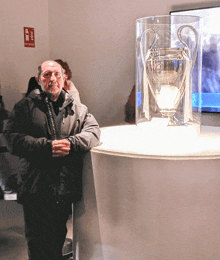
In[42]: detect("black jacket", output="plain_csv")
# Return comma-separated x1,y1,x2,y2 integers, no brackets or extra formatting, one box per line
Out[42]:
3,89,100,204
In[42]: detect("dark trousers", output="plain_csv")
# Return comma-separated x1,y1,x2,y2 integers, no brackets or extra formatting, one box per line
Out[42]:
22,198,72,260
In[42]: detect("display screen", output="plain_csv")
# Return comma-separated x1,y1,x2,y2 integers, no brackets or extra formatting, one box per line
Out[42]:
170,7,220,112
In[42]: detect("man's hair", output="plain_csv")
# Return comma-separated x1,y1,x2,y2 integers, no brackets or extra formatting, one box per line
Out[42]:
37,61,63,79
54,59,72,80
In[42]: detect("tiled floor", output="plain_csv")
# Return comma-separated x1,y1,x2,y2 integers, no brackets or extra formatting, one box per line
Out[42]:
0,200,73,260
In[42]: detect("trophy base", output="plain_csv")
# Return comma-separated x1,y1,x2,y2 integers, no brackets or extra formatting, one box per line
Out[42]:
167,116,185,126
160,109,185,126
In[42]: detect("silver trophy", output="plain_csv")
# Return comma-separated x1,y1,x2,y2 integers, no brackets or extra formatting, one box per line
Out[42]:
138,25,198,126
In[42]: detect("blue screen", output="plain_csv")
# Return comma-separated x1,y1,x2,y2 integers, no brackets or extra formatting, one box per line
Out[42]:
171,7,220,112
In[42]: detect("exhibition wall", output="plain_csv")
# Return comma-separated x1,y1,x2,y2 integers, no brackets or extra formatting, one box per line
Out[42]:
1,0,219,126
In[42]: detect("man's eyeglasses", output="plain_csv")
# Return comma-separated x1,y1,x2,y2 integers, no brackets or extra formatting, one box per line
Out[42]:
42,72,62,79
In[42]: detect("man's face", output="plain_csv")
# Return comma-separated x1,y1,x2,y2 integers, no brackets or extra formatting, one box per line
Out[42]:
38,61,64,99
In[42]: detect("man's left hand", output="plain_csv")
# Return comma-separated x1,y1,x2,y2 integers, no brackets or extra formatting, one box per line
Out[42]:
52,139,71,157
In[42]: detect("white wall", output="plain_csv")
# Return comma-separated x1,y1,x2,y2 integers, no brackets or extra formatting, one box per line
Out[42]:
1,0,216,126
48,0,206,127
0,0,49,112
48,0,171,126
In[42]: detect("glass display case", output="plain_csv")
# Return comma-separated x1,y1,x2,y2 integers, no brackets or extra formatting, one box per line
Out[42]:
136,15,202,126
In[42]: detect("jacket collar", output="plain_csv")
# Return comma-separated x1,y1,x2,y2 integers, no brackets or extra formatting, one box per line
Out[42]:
29,88,74,109
62,89,74,109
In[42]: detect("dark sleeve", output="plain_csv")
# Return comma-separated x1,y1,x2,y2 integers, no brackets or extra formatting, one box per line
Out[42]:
67,111,100,152
3,99,52,159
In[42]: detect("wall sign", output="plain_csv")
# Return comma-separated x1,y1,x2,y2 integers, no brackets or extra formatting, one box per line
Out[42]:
24,27,35,48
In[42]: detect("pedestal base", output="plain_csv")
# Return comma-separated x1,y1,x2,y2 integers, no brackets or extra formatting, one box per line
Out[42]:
74,121,220,259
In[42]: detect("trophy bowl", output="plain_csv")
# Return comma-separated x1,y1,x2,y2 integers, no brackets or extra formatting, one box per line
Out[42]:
145,47,190,125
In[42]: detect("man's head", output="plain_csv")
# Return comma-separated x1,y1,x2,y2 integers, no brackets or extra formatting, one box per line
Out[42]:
37,60,64,101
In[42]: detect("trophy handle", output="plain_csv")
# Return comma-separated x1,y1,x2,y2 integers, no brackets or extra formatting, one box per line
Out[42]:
177,25,198,67
137,29,158,66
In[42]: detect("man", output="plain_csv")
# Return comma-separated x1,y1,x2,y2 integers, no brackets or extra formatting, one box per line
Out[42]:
3,60,100,260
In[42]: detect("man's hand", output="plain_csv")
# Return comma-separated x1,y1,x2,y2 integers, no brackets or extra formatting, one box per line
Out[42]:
52,139,71,157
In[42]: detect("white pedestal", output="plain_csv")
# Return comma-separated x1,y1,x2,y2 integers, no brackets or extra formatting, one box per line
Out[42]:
74,120,220,260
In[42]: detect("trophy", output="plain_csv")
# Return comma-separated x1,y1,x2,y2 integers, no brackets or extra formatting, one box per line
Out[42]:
136,16,200,126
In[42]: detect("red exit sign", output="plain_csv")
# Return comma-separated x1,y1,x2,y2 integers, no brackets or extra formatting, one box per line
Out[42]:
24,27,35,48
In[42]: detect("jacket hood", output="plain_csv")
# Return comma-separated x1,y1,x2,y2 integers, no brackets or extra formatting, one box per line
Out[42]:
27,88,74,109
